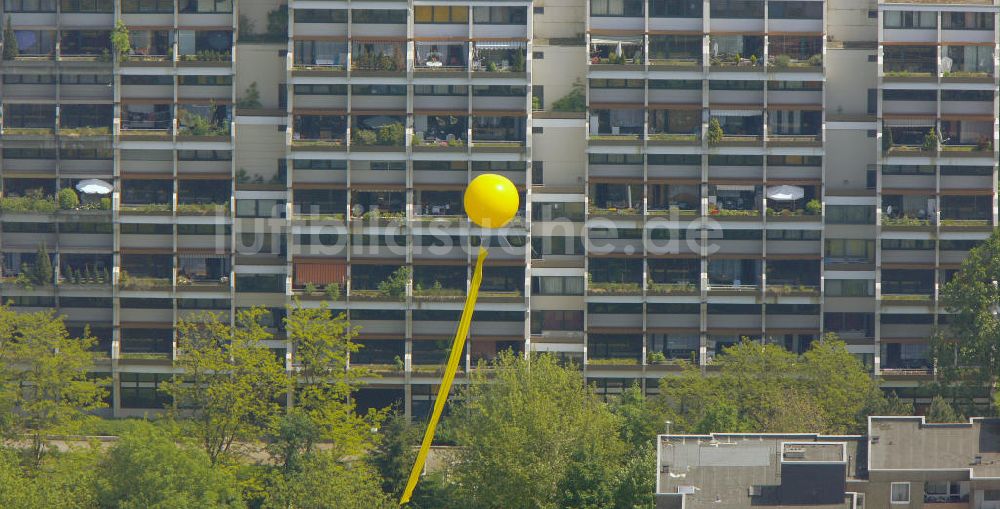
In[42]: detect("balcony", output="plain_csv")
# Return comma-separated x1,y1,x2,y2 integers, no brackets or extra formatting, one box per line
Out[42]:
648,334,699,365
589,37,643,68
589,183,642,217
177,30,232,64
121,104,172,138
292,114,347,148
7,30,56,61
350,265,407,302
648,109,700,145
942,45,993,79
589,109,643,141
471,41,526,74
414,190,463,224
766,260,820,296
351,340,404,375
707,258,761,292
648,183,700,217
59,255,112,288
588,259,642,296
121,180,171,215
177,180,229,216
59,30,111,61
413,265,466,302
351,115,405,149
883,46,936,78
709,114,764,146
351,41,404,75
648,259,699,295
883,124,935,156
2,104,56,137
293,189,346,221
880,342,932,376
124,30,173,65
882,269,935,303
471,116,525,148
414,42,468,72
940,120,993,155
292,40,348,72
413,115,467,150
177,104,231,139
766,35,823,71
177,255,230,290
120,254,173,290
648,35,701,69
351,190,405,223
709,185,761,218
588,334,643,366
709,35,764,70
940,195,991,228
882,195,935,228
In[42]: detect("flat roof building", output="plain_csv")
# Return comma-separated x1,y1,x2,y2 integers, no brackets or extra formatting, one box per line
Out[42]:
658,417,1000,509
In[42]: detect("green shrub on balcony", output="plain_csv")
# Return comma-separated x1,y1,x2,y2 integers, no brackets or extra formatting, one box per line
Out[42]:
377,266,410,299
706,118,723,146
587,281,642,295
376,123,404,145
805,199,821,215
58,188,79,210
351,128,378,145
0,191,58,213
178,111,229,136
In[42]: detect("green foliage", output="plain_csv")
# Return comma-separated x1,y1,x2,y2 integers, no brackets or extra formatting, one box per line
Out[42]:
352,128,378,145
236,82,262,109
659,336,891,434
883,126,894,151
368,411,418,499
805,198,822,215
111,20,131,59
99,197,111,210
95,425,244,508
267,5,289,38
0,189,58,213
443,352,629,509
706,118,724,146
0,307,108,463
532,95,541,111
378,266,410,298
3,17,17,60
376,123,405,146
57,188,79,210
551,79,586,112
32,244,53,286
933,227,1000,408
923,127,940,151
161,308,288,465
0,447,100,508
807,53,823,66
926,395,962,423
324,282,341,300
302,282,317,294
262,449,394,509
772,54,791,68
179,109,229,136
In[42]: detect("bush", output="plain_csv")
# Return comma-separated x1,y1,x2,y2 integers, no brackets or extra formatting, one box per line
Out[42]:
922,128,939,151
378,267,410,298
706,118,723,146
805,199,821,215
551,79,586,112
3,17,17,60
325,283,341,300
377,123,405,146
303,282,318,294
807,53,823,67
100,197,111,210
58,188,79,210
772,54,791,68
352,128,377,145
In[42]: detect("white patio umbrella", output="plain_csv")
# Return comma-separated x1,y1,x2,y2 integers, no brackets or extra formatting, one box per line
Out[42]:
766,185,804,201
75,179,114,195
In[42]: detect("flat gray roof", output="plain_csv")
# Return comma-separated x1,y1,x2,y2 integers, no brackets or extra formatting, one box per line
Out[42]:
869,417,1000,478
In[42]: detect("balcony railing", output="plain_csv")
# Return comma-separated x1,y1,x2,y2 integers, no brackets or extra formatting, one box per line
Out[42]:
587,281,642,295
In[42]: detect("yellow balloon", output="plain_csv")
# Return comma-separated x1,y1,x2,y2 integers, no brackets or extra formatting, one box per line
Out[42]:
464,174,519,228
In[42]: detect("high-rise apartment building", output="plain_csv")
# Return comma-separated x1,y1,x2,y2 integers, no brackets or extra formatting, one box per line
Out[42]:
0,0,995,417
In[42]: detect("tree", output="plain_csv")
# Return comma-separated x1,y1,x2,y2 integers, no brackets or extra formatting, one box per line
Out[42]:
284,301,376,458
0,308,107,463
706,118,723,146
160,309,288,464
110,20,131,60
445,352,626,509
33,244,53,286
57,188,79,210
659,338,892,435
3,17,17,60
926,395,962,423
0,446,100,509
95,425,244,508
368,410,419,498
933,228,1000,409
262,450,393,509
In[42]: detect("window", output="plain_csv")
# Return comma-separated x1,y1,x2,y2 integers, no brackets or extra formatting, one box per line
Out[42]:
473,6,527,24
294,84,347,95
472,85,527,96
826,279,874,297
414,5,468,23
178,0,232,13
531,276,584,295
122,75,172,86
768,1,822,19
882,239,934,250
943,12,994,30
414,84,467,96
590,0,642,17
236,199,285,218
293,8,346,23
351,84,406,96
589,154,642,165
4,73,56,84
590,78,644,89
178,75,232,86
825,239,875,262
4,0,56,11
649,0,700,17
178,150,231,161
884,11,936,29
61,0,113,12
709,0,762,19
891,483,910,504
352,9,406,23
826,205,875,224
235,274,285,292
648,79,700,90
121,0,171,12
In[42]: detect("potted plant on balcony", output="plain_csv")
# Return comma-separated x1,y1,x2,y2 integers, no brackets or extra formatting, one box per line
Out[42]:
3,17,17,60
922,128,940,152
111,20,131,61
707,118,723,146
